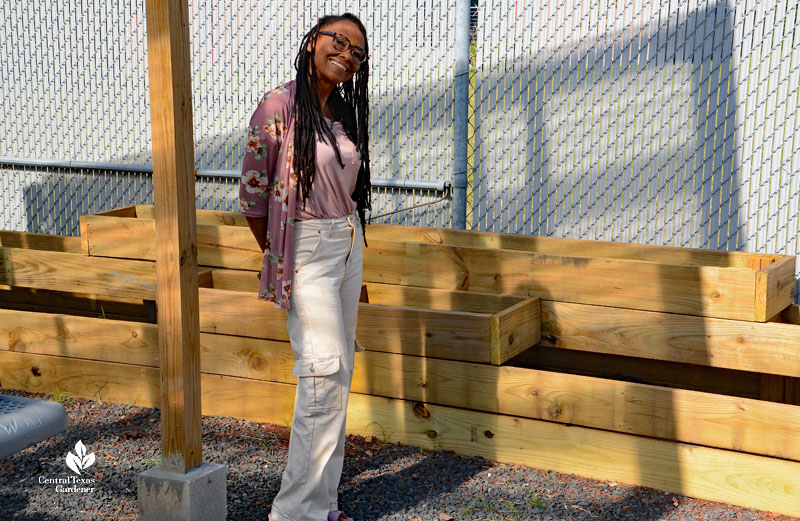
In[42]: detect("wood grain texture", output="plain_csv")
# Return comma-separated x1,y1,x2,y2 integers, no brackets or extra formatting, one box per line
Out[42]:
132,205,248,228
0,231,82,253
198,287,528,364
81,211,792,321
0,310,159,366
79,216,90,256
363,223,780,268
0,285,153,322
356,303,495,362
754,255,796,321
2,350,798,517
540,301,800,377
198,288,288,340
362,239,759,320
83,215,262,270
3,327,797,460
344,394,800,518
83,216,157,260
145,0,202,472
0,247,157,299
206,270,524,314
348,351,800,462
490,297,540,365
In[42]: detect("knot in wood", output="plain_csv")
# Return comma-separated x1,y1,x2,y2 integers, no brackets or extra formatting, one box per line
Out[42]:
249,356,267,371
31,366,41,377
484,430,494,439
413,402,430,418
426,429,438,439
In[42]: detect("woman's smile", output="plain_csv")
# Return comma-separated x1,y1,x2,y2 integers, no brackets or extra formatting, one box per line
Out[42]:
328,58,348,73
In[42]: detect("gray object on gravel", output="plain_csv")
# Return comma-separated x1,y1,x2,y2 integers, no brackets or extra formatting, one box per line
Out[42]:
0,394,67,458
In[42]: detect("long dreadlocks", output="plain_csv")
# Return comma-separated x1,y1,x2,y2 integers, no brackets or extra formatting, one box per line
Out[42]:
293,13,371,238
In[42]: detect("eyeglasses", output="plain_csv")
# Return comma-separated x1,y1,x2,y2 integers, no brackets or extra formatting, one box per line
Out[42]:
318,31,368,65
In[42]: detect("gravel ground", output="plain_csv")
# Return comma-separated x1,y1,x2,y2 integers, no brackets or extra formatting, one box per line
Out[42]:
1,390,795,521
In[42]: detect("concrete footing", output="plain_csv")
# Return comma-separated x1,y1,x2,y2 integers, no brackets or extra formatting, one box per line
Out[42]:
138,462,226,521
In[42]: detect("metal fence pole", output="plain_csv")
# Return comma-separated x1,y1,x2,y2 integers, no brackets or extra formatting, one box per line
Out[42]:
452,0,471,230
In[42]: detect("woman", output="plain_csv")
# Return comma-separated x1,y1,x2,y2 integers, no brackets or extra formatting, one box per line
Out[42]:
238,13,371,521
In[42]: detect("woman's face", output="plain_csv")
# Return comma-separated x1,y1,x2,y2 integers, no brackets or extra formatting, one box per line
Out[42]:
312,20,365,87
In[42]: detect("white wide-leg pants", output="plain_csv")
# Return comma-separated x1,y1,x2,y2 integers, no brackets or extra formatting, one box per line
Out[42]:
270,214,363,521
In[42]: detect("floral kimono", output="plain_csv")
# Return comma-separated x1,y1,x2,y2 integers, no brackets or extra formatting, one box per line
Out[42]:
239,81,300,308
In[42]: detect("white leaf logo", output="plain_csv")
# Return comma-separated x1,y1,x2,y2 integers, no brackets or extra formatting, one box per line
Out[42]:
66,440,95,475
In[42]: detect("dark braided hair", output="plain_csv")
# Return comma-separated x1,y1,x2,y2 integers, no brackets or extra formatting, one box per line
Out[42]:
293,13,371,237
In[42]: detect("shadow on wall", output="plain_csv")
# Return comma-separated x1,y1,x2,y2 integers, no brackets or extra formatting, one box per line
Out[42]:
467,0,739,507
472,0,744,252
22,168,155,236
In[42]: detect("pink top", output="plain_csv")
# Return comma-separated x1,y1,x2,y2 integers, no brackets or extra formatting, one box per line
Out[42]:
296,118,359,220
238,81,360,309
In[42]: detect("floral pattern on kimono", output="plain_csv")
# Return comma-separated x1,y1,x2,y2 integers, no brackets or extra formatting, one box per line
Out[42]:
238,82,300,309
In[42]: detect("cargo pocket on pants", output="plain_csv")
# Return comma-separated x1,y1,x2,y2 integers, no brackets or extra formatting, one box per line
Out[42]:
293,356,342,413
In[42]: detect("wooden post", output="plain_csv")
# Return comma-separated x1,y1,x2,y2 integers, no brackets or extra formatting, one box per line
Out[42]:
144,0,202,473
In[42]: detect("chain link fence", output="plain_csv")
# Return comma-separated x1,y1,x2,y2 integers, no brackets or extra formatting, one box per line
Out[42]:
1,0,798,298
470,0,798,250
0,0,455,234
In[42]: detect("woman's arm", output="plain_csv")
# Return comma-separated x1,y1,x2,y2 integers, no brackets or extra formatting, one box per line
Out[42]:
239,86,293,247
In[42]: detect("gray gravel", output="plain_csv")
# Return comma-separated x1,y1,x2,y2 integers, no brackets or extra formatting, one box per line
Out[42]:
0,390,795,521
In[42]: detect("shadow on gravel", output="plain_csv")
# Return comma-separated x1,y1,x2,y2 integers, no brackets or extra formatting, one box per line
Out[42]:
0,491,68,521
337,450,491,520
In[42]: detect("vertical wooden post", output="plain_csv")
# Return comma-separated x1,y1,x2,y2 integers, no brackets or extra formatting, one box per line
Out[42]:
144,0,202,473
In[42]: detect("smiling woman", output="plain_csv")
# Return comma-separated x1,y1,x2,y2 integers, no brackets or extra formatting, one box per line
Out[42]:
237,12,371,521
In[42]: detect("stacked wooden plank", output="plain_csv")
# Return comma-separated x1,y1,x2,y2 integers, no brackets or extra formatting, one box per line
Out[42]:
1,205,799,516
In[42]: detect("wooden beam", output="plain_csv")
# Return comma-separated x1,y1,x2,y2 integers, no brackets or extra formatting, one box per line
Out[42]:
754,255,796,321
206,270,524,314
539,301,800,377
82,215,262,269
198,288,537,364
0,231,81,253
198,288,287,339
0,310,159,366
0,247,156,300
489,296,540,365
2,321,797,461
362,239,760,320
344,394,800,519
79,212,793,321
0,285,153,322
2,350,799,517
362,223,779,268
120,208,781,270
145,0,201,473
